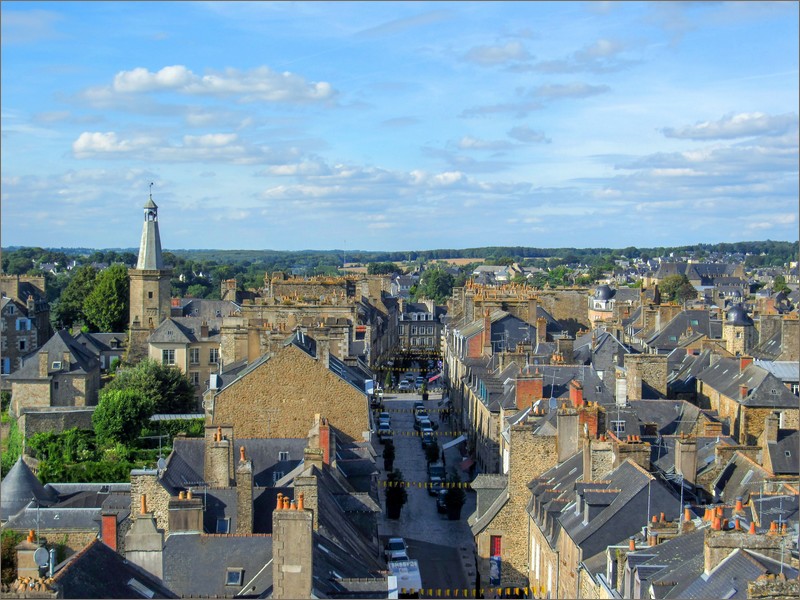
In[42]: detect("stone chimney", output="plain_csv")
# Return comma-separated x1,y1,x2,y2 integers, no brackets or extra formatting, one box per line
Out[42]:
762,413,780,445
611,433,651,471
704,527,786,575
168,490,203,534
316,336,331,368
482,309,492,353
204,425,233,488
15,530,40,580
516,369,543,410
536,317,547,344
200,320,209,338
38,351,49,377
236,447,254,534
557,406,580,463
62,351,70,372
125,495,164,580
26,294,35,313
674,436,698,485
569,380,585,408
272,493,313,600
527,298,538,325
556,336,574,364
583,436,613,482
303,447,324,472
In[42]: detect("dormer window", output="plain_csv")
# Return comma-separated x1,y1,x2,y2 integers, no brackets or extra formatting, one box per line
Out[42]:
52,361,62,370
216,518,230,534
226,569,243,586
278,451,289,461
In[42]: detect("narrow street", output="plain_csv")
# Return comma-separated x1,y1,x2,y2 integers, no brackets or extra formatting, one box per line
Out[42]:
373,391,477,596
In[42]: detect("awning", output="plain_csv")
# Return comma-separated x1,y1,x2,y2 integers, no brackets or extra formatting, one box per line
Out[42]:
428,373,441,382
459,458,475,472
442,434,466,450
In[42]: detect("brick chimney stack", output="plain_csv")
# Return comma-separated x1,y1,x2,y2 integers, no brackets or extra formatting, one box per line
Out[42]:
536,317,547,344
569,380,585,408
516,369,544,410
236,446,254,534
38,351,49,377
739,356,753,372
273,491,313,599
482,309,492,353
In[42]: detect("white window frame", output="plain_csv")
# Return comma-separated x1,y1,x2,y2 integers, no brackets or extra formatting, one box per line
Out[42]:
162,349,175,366
189,347,200,365
278,451,289,461
209,348,219,364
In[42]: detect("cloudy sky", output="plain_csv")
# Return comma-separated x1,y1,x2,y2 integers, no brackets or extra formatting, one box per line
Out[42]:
2,1,798,252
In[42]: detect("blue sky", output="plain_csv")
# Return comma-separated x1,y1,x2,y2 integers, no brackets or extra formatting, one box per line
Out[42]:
2,1,798,252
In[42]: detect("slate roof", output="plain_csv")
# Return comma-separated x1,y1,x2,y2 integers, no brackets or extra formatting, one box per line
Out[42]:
558,461,680,562
754,360,800,382
5,506,103,533
52,538,177,599
177,298,242,319
644,310,718,352
8,329,99,379
679,548,798,599
72,331,126,354
696,359,798,408
573,328,631,366
713,452,771,503
162,532,273,597
667,350,712,396
751,329,783,360
626,528,706,600
750,493,799,527
1,457,58,519
766,429,799,476
149,316,223,344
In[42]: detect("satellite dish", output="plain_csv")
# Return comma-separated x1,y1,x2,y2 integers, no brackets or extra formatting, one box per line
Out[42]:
548,397,558,410
157,457,167,471
34,547,49,568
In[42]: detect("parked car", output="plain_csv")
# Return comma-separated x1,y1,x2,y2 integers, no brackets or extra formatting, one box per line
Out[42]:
436,489,448,513
413,401,425,412
384,537,409,563
420,428,435,449
378,423,392,443
398,381,412,392
378,412,391,427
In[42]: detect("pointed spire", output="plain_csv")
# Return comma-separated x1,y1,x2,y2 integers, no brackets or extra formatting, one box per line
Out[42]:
136,186,164,270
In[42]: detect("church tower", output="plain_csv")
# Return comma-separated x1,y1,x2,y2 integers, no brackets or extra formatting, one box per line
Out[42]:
127,192,172,363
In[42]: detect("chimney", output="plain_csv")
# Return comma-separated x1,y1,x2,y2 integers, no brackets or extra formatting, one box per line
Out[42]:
200,320,209,338
569,380,585,408
168,491,204,534
482,309,492,352
204,425,233,487
557,406,579,463
675,436,698,485
272,491,313,600
556,336,574,364
516,369,544,410
101,512,119,552
62,351,71,372
15,530,40,580
125,495,165,580
236,447,254,534
316,336,331,368
740,385,748,400
734,497,744,513
38,351,49,377
579,402,604,439
763,413,779,445
583,436,613,482
629,537,636,551
739,356,753,372
612,434,650,471
303,447,324,472
536,317,547,344
319,417,332,465
684,505,692,523
648,531,659,546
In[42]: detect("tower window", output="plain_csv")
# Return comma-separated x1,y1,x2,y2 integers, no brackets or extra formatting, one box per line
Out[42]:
148,291,153,299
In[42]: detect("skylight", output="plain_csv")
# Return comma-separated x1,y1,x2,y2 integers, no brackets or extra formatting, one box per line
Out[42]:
226,569,243,586
127,578,155,598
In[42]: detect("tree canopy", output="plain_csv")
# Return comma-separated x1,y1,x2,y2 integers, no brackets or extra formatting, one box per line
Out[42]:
414,268,455,303
92,388,154,445
659,274,697,304
83,263,130,332
51,265,97,329
103,358,196,413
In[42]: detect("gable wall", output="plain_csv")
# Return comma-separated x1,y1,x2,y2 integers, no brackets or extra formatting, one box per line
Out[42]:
212,345,369,441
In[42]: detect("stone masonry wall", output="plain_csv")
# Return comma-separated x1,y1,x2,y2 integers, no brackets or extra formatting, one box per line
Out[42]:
130,470,171,536
779,317,799,361
537,290,591,334
18,408,95,447
212,344,369,442
624,354,668,399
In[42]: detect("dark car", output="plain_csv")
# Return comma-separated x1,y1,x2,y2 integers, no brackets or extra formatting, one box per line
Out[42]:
436,489,448,513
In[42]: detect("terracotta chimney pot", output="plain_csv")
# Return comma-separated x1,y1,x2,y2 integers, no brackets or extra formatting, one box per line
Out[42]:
781,523,787,535
240,446,246,462
27,530,35,543
734,517,741,530
629,537,635,551
684,506,692,522
178,491,186,500
735,497,744,512
140,494,147,515
187,489,193,500
769,521,778,534
749,522,757,534
652,515,658,523
283,496,290,510
290,500,297,510
722,518,729,530
276,492,284,511
660,512,665,523
298,492,305,510
712,517,721,531
216,425,222,442
715,506,724,518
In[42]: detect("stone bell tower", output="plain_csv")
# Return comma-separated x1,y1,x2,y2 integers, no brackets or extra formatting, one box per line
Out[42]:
127,189,172,363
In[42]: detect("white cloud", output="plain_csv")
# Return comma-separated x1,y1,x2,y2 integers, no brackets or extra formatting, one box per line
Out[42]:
457,136,513,150
532,83,611,100
1,9,62,45
463,41,531,66
87,64,337,105
662,112,798,140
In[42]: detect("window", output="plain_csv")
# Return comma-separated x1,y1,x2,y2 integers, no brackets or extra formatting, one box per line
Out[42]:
399,325,405,335
7,305,14,315
792,384,799,396
53,381,59,390
52,361,62,370
278,451,290,461
209,348,219,364
15,318,30,331
162,349,175,365
216,518,230,534
490,535,502,557
148,291,153,299
226,569,243,586
127,578,155,598
690,319,699,326
189,348,200,364
611,420,625,435
272,471,285,485
190,371,200,386
18,340,26,351
411,326,417,335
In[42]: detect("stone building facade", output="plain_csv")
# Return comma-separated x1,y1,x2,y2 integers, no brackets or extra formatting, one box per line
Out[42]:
208,332,370,442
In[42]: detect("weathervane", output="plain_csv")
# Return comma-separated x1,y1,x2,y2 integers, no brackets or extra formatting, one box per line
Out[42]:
149,181,154,200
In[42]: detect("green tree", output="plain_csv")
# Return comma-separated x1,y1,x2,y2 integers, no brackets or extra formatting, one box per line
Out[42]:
385,468,408,519
92,388,154,445
659,274,696,304
2,530,24,585
444,471,467,520
83,264,129,332
773,274,790,294
368,262,400,275
416,268,454,303
52,265,97,329
103,358,196,413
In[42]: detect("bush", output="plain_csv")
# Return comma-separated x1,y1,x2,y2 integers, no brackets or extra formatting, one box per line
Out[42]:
0,419,23,478
103,358,195,413
385,469,408,519
93,388,154,446
1,530,24,585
